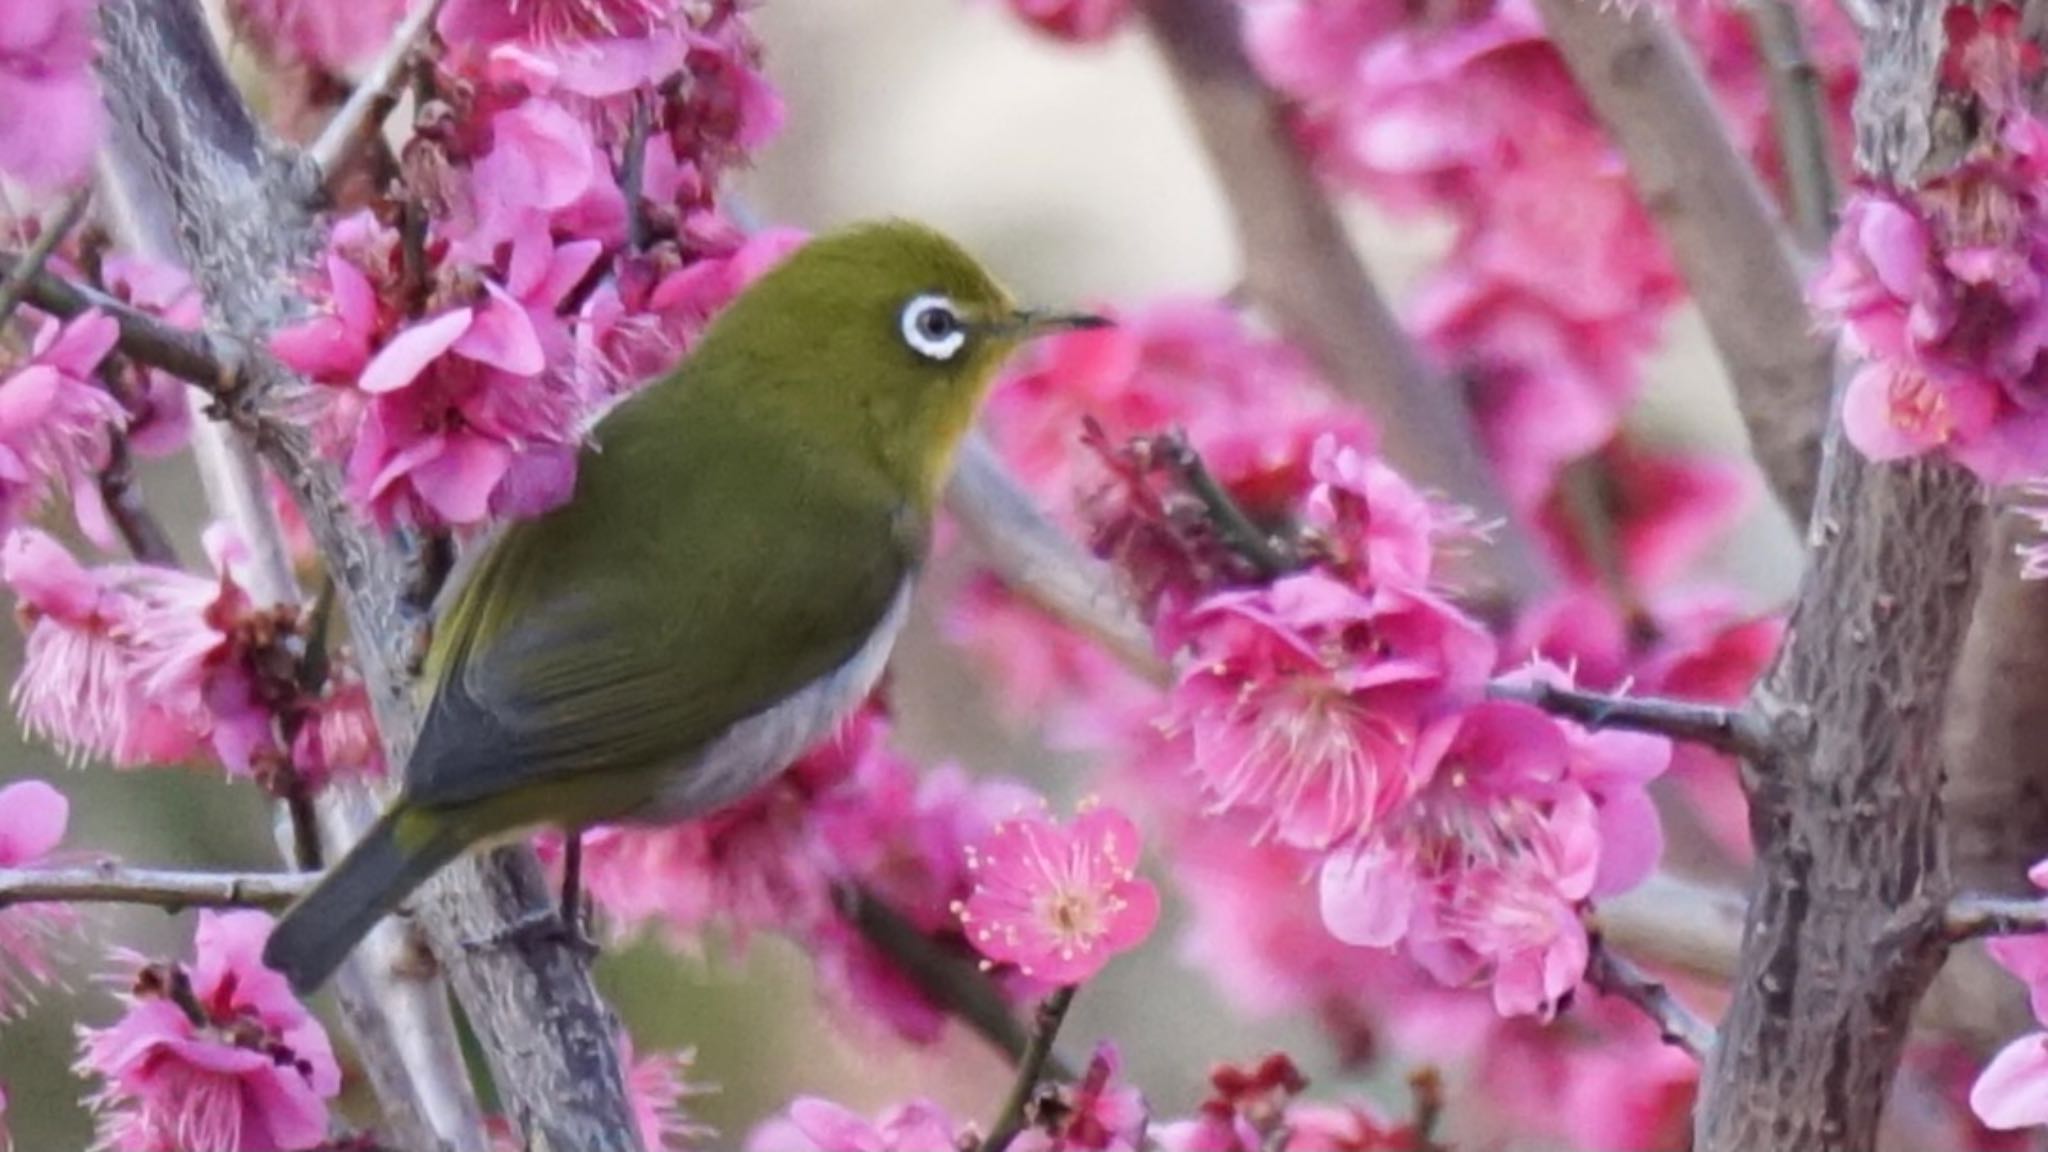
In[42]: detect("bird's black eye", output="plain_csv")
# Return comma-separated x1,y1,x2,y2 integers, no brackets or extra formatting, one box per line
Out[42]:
901,294,967,362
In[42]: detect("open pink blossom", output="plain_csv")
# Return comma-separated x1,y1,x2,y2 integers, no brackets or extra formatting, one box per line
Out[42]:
1501,660,1672,897
1976,1035,2048,1131
79,910,340,1152
1318,700,1598,1018
0,0,103,189
956,801,1160,985
1169,572,1495,850
345,304,583,528
0,779,71,1016
745,1097,964,1152
226,0,410,70
4,528,295,776
0,311,128,542
1301,434,1469,588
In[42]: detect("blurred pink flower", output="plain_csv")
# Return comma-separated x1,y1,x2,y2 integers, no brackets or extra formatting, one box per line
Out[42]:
79,910,340,1152
957,801,1160,984
745,1097,964,1152
227,0,411,70
1169,572,1494,850
0,311,128,543
1975,1035,2048,1131
0,779,71,1016
986,299,1369,533
0,0,103,189
1001,0,1131,42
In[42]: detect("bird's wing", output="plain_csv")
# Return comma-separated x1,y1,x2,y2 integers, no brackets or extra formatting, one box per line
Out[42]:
401,422,917,816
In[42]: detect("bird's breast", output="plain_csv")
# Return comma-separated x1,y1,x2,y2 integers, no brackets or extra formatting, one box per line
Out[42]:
625,577,915,823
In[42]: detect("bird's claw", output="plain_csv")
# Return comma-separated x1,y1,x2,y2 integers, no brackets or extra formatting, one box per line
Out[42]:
461,905,600,960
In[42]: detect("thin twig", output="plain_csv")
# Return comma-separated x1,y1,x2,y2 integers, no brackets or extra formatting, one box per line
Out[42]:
0,863,310,910
1135,0,1550,599
1158,429,1301,579
1407,1067,1448,1152
0,252,228,387
621,94,653,253
1585,942,1717,1061
976,986,1078,1152
838,884,1067,1074
1945,894,2048,941
1745,0,1840,250
99,430,178,565
0,188,93,334
1488,677,1771,759
307,0,443,194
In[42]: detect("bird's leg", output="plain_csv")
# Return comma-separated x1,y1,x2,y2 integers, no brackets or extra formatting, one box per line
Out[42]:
558,829,588,941
461,832,599,959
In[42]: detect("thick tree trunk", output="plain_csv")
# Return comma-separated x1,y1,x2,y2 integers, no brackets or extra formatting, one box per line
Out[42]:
1695,0,1988,1147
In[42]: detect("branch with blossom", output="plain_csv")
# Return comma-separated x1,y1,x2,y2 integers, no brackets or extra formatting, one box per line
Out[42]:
1585,940,1717,1061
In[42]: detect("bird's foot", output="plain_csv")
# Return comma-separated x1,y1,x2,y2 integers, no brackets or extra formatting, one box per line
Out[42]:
462,905,600,961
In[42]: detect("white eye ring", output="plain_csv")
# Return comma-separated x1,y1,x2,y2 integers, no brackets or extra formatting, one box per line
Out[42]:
900,294,968,362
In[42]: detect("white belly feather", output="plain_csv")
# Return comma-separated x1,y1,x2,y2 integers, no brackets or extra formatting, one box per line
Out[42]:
627,579,915,823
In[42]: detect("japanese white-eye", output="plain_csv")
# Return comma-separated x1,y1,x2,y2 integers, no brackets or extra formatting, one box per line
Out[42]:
263,220,1106,993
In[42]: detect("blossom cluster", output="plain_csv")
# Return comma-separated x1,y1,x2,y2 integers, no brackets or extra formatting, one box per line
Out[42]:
747,1048,1423,1152
1815,5,2048,486
266,0,784,532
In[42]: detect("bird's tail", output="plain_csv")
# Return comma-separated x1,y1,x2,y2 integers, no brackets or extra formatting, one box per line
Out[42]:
262,806,463,995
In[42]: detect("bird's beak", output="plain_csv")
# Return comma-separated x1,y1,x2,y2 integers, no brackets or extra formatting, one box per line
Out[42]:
999,309,1114,339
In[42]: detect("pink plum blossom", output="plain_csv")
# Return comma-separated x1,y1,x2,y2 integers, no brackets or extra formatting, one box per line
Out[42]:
1169,572,1494,850
3,528,298,777
78,911,340,1152
956,801,1160,985
0,311,127,543
745,1097,965,1152
226,0,411,70
0,0,103,189
1318,700,1598,1018
0,779,72,1016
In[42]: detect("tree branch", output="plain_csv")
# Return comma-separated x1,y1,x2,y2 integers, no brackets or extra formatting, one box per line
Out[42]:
1135,0,1550,600
838,884,1061,1073
1585,941,1716,1061
0,252,229,386
975,986,1077,1152
948,434,1168,685
1489,678,1771,759
92,3,641,1149
1534,0,1834,523
0,863,308,910
1746,0,1842,250
0,189,93,334
307,0,442,195
1693,3,1983,1143
1946,893,2048,942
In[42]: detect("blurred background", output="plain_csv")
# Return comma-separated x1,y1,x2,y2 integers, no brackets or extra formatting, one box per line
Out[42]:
0,1,1803,1146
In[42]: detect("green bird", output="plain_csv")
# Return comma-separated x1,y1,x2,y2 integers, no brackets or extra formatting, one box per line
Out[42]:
262,220,1106,994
